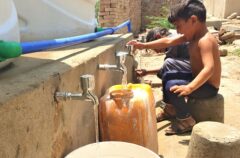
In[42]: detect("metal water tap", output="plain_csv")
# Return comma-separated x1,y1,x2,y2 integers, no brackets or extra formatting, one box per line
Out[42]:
137,35,146,43
125,35,146,56
55,74,99,142
98,51,128,73
55,74,99,105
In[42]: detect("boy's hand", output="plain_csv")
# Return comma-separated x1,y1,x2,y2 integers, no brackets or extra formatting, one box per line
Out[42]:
126,40,146,50
135,69,147,77
170,85,192,96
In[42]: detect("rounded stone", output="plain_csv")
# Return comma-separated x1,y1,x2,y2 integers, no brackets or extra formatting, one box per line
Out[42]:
188,94,224,123
187,121,240,158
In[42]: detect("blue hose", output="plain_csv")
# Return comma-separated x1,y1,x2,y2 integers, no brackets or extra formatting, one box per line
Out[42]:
21,20,131,54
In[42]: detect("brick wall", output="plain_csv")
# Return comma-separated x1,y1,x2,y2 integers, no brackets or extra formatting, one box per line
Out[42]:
99,0,141,35
141,0,181,30
99,0,180,34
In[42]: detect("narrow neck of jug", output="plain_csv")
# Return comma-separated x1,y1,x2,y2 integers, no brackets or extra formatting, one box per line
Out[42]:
110,89,133,108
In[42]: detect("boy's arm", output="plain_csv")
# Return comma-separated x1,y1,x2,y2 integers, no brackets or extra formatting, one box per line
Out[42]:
144,34,186,50
135,68,160,77
127,34,187,50
146,69,160,75
187,38,215,92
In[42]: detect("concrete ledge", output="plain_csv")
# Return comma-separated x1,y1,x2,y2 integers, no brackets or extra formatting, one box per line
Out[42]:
189,94,224,123
0,33,133,158
187,121,240,158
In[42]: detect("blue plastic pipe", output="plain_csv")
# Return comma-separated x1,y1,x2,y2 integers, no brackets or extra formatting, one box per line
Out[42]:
21,20,131,54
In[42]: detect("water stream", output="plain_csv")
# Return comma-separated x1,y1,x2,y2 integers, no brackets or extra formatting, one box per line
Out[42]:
118,52,128,89
121,63,128,89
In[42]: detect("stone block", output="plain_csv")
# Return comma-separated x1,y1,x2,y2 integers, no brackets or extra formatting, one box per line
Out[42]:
105,8,116,12
98,12,110,16
221,24,240,32
103,15,116,20
206,19,224,30
110,3,117,8
187,122,240,158
188,94,224,123
109,11,116,15
101,0,111,4
111,0,117,3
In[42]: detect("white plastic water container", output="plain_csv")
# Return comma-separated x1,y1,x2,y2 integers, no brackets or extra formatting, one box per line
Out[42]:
0,0,20,42
65,141,160,158
0,0,20,69
13,0,97,41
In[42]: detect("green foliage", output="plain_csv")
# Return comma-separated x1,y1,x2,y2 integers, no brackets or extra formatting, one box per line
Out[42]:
145,4,175,29
95,0,100,19
146,16,175,29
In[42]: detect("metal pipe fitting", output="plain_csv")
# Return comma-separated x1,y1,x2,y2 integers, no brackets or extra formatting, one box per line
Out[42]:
55,74,98,105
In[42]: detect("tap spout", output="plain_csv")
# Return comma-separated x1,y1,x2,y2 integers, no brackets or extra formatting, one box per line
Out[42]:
55,74,99,105
98,64,118,70
55,91,98,105
87,91,99,106
98,51,128,74
98,64,124,73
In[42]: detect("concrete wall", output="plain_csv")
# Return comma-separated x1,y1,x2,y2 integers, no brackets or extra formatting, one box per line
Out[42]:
0,33,133,158
204,0,240,18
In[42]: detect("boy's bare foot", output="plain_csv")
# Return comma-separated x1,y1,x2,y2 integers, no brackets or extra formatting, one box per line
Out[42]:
165,115,196,135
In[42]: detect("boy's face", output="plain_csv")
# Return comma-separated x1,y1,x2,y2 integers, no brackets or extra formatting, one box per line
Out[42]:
173,18,194,41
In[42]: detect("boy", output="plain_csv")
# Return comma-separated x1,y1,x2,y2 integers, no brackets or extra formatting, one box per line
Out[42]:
127,0,221,135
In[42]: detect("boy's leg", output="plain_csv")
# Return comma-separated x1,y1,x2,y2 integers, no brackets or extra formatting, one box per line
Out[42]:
156,58,191,122
157,58,191,79
160,58,191,103
162,70,192,105
164,79,196,135
163,80,219,135
164,79,219,118
165,79,191,119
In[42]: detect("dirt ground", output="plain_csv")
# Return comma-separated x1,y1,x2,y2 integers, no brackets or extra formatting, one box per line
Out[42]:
135,51,240,158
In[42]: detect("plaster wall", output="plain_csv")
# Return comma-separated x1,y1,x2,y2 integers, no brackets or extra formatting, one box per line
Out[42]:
204,0,240,18
0,33,133,158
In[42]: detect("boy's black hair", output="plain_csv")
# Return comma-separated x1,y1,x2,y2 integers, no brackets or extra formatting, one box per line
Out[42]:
168,0,206,23
146,27,171,42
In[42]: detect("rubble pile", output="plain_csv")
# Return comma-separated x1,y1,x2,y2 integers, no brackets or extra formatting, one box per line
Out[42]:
208,12,240,56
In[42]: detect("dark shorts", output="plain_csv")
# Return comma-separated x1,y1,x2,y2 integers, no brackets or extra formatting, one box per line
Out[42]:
162,71,219,119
